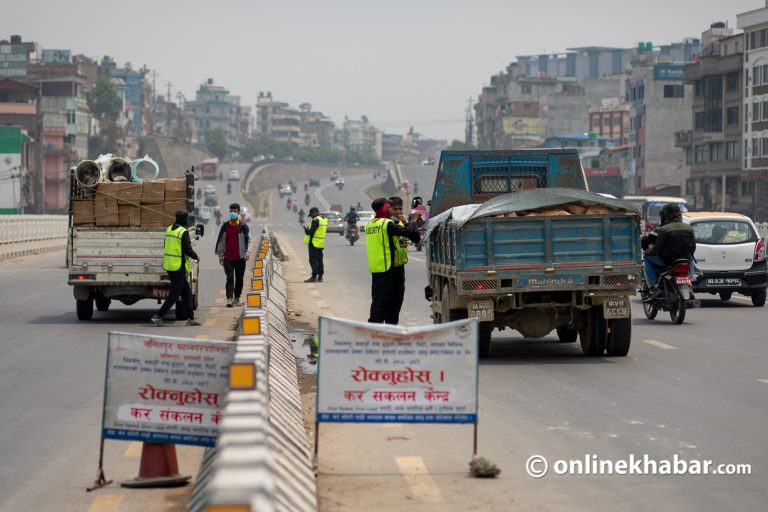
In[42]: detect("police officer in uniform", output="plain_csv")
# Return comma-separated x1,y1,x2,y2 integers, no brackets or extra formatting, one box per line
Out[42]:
152,210,201,326
387,196,410,324
365,198,421,323
303,207,328,282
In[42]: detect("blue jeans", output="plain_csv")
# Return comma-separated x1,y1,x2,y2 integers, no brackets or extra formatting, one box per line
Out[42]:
644,255,696,286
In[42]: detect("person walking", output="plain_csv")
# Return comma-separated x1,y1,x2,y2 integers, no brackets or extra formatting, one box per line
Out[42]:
215,203,252,307
303,207,327,282
365,198,421,324
151,210,201,326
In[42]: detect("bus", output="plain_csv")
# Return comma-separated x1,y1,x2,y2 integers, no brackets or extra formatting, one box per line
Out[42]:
200,157,219,180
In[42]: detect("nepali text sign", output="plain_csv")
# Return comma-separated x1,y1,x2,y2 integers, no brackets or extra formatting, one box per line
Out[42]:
316,317,478,424
101,332,236,447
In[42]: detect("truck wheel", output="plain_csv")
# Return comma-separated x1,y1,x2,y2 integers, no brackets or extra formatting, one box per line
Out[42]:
76,299,94,320
95,298,111,312
751,289,766,307
606,317,632,356
479,322,492,359
556,327,578,343
719,292,732,301
579,307,606,356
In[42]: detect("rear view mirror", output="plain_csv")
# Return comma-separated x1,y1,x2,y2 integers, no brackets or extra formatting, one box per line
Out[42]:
195,224,205,239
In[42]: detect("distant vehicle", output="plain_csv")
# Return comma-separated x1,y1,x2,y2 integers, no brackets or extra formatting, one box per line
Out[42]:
356,210,375,230
240,206,250,223
321,211,345,235
282,156,294,162
200,157,219,180
329,170,341,181
308,176,320,187
204,194,218,207
622,195,688,235
252,155,266,162
421,159,430,165
684,212,767,307
266,154,275,160
227,169,241,181
198,205,213,225
278,184,293,198
203,184,216,195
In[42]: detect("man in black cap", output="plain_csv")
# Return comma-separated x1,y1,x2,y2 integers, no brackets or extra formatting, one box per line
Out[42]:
303,207,328,282
641,202,696,295
364,198,421,323
152,210,201,326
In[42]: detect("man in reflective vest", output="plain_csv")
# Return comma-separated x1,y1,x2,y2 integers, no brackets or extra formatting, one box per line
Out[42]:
387,196,410,324
303,207,328,282
365,198,421,323
152,210,201,327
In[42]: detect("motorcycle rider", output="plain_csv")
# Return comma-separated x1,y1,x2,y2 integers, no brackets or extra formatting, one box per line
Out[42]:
298,208,306,225
345,206,359,238
641,203,696,296
227,182,232,195
305,192,310,206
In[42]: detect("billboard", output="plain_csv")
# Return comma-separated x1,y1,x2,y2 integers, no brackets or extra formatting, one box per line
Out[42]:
0,43,29,77
42,49,71,63
653,64,685,81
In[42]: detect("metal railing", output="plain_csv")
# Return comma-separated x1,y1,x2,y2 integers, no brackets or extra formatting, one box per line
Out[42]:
0,215,68,244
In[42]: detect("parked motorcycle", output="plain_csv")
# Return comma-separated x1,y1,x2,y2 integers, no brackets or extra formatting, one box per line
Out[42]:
346,224,359,246
641,258,698,324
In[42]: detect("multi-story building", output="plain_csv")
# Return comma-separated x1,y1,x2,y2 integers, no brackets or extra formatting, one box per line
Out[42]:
110,65,146,137
343,116,382,160
256,94,335,148
382,133,404,161
737,5,768,220
588,99,630,145
675,23,747,212
186,79,246,147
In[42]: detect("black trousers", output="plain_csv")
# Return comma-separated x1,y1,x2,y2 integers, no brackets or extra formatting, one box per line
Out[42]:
157,270,194,320
369,268,403,324
223,258,246,299
308,245,324,278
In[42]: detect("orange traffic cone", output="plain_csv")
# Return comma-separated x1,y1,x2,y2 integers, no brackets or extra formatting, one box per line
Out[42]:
120,442,191,488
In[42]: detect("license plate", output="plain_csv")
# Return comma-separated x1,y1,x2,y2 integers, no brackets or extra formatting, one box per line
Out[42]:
468,300,494,321
151,288,170,299
705,277,740,286
676,276,692,285
603,296,630,319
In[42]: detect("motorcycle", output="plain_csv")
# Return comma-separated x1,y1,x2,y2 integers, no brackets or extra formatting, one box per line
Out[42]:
640,258,699,324
292,203,298,213
346,224,359,246
286,197,292,209
305,193,310,206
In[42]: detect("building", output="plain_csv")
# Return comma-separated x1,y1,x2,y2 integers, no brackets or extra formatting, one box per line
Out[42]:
0,126,33,213
382,133,404,161
107,64,146,137
186,79,248,147
255,94,335,148
737,4,768,220
343,116,382,160
675,24,747,212
588,99,630,145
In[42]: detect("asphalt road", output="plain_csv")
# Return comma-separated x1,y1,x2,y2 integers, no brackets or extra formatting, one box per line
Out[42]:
269,167,768,512
0,164,253,511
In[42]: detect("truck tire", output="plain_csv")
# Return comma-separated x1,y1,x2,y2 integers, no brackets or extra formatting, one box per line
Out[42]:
479,322,492,359
556,327,578,343
606,317,631,356
579,306,606,356
76,299,94,320
751,289,766,307
95,298,111,312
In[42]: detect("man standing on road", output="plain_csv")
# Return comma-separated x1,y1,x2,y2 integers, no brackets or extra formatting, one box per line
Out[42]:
387,196,410,324
365,198,421,323
215,203,252,307
303,207,327,282
152,210,201,327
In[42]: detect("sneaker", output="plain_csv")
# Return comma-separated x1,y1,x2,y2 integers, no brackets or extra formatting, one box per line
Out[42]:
150,316,164,327
304,277,317,283
233,297,241,306
226,298,233,308
186,319,202,326
317,276,323,282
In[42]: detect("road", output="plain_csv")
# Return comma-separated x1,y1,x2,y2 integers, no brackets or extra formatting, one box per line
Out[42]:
0,164,254,511
268,166,768,512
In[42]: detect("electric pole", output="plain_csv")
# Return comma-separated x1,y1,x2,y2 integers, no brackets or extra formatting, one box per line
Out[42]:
465,97,474,147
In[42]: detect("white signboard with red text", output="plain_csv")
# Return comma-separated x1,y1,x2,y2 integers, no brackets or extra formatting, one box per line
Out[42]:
101,332,236,447
316,317,478,424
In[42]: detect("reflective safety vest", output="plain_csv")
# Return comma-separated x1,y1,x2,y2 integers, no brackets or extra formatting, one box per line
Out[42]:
393,219,408,267
365,217,393,273
162,225,190,272
303,216,328,249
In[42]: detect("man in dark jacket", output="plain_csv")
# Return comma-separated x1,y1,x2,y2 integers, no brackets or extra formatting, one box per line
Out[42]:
152,210,200,326
215,203,251,307
641,203,696,288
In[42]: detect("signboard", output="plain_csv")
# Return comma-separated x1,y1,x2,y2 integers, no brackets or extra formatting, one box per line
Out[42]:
316,317,478,424
41,49,71,63
653,64,685,81
0,43,29,77
101,332,236,447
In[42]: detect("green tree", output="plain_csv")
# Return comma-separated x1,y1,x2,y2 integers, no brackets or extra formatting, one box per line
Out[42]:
447,139,476,151
204,128,230,160
87,76,123,156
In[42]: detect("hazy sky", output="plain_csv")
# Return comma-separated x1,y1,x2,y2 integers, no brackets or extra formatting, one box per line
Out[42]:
2,0,763,141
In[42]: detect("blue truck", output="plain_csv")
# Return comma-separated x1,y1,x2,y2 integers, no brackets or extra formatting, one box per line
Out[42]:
425,149,642,358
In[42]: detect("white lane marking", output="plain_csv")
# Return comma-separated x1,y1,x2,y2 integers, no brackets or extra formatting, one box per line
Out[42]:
314,183,333,210
87,495,124,512
642,339,678,350
395,456,444,503
758,379,768,385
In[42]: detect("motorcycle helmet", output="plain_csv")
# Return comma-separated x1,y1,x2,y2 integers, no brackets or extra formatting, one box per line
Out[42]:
659,203,681,225
412,196,423,208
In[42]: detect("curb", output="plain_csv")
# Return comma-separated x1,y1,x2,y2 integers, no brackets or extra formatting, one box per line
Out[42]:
0,241,67,262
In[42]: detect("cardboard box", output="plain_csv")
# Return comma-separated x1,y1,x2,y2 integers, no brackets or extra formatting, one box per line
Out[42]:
71,199,95,226
118,205,142,227
117,182,143,205
164,178,188,201
96,182,126,203
95,199,119,226
141,204,167,227
141,181,165,204
164,202,188,222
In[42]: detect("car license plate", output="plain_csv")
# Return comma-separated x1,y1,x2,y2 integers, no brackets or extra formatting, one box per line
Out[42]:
468,300,494,321
151,288,170,299
705,277,740,286
676,276,692,285
603,296,629,319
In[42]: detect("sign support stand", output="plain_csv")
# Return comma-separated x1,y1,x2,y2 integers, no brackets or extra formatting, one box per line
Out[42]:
86,438,113,492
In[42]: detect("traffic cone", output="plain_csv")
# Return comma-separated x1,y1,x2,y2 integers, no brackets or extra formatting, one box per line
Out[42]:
120,442,191,488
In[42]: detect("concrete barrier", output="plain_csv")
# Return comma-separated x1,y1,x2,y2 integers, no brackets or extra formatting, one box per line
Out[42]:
0,215,67,244
189,228,316,512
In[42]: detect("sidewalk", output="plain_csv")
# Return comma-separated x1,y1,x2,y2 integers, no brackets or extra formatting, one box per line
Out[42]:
0,238,67,263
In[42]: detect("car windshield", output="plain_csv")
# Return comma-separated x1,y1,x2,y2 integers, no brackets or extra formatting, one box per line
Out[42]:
691,220,756,245
647,201,687,224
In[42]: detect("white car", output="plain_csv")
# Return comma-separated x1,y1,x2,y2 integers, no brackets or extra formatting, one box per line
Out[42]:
356,210,375,230
227,169,241,181
683,212,767,306
203,184,216,195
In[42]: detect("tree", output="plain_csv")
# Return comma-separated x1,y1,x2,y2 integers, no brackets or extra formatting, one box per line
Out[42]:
447,139,476,151
87,77,123,156
204,129,230,160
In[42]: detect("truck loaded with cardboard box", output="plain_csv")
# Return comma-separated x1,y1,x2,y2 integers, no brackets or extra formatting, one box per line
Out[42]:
66,170,202,320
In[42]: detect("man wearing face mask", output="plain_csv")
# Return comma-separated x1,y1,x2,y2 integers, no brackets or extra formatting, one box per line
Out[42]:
215,203,252,307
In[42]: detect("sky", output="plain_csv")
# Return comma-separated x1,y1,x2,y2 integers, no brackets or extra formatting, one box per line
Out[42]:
1,0,763,141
